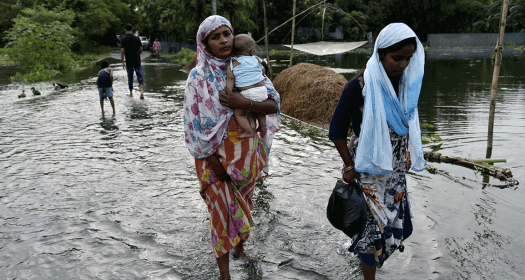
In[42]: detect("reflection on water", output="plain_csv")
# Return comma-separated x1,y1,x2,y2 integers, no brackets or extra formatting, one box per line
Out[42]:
128,100,150,120
100,115,119,142
1,49,524,279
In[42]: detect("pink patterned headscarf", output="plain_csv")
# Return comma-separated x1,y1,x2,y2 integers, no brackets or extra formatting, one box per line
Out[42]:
183,15,280,174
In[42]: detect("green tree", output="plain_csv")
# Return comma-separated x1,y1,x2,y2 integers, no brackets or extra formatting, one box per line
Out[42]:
254,0,368,44
2,5,76,82
1,0,137,51
362,0,489,40
56,0,136,53
139,0,256,43
0,0,36,47
474,0,525,32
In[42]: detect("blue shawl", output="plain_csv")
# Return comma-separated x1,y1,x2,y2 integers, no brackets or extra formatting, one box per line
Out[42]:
355,23,426,175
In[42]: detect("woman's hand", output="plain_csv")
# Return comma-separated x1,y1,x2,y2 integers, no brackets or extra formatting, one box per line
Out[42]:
333,139,360,183
207,154,231,182
219,86,250,109
343,168,360,184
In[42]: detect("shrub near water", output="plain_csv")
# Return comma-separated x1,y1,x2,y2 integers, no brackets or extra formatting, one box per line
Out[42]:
175,48,196,65
2,5,75,82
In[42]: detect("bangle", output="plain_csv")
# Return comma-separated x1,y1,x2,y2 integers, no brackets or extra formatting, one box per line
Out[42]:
248,100,253,111
343,165,354,172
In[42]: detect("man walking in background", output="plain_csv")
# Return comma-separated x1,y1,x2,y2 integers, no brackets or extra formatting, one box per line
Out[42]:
120,24,145,99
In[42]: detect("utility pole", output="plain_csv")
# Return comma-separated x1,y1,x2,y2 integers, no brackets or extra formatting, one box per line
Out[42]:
263,0,272,79
321,4,326,41
487,0,509,158
212,0,217,15
289,0,296,67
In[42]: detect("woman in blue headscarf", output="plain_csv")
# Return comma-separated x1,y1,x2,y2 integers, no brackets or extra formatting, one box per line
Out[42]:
329,23,425,279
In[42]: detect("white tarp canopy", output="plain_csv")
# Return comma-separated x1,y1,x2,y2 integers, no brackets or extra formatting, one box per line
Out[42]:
284,41,368,56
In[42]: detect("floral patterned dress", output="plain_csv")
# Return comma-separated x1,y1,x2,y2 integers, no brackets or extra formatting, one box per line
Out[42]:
347,129,413,266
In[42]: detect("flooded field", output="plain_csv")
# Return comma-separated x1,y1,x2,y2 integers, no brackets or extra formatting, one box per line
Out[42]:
1,49,524,279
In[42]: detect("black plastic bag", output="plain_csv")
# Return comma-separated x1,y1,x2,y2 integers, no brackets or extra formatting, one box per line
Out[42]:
326,180,368,238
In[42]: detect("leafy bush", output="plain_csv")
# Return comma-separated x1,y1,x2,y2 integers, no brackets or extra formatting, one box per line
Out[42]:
505,42,516,48
91,45,112,56
3,5,75,82
74,53,98,66
10,72,24,82
174,48,196,65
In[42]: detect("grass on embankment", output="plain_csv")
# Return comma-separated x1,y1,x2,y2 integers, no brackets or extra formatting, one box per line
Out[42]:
159,48,196,66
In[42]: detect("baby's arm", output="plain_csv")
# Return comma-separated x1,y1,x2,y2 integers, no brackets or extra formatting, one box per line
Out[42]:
226,62,235,91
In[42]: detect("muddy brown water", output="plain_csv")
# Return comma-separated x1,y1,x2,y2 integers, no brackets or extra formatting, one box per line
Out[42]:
1,49,524,279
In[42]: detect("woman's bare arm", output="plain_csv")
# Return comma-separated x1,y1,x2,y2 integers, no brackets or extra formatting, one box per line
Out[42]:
333,138,360,183
219,86,278,115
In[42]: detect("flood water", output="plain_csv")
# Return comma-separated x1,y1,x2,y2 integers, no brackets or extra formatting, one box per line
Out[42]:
1,49,524,280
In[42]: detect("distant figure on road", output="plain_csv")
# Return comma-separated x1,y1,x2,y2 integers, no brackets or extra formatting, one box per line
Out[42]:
169,43,174,54
120,24,145,99
153,37,161,59
97,60,115,114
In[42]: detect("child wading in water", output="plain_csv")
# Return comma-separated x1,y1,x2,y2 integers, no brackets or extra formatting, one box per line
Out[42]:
97,60,115,114
226,34,268,139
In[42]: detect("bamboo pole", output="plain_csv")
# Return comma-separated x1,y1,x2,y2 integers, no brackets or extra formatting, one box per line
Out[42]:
471,159,506,164
289,0,296,67
321,6,326,41
487,0,509,158
423,151,517,186
211,0,217,15
262,0,272,79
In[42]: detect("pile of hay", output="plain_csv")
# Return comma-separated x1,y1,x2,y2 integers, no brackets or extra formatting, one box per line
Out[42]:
273,63,348,124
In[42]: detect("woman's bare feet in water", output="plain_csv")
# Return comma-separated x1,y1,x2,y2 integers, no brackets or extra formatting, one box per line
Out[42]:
237,130,255,139
232,242,254,267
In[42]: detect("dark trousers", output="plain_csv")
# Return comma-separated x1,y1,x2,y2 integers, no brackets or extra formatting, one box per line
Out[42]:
126,66,144,90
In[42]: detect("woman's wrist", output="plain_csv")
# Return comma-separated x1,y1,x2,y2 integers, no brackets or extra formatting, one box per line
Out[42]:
245,99,252,109
343,164,354,172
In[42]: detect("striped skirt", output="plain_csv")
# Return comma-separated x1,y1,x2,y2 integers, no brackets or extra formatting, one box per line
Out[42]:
195,116,267,258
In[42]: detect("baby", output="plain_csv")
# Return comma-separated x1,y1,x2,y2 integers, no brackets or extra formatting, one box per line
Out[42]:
226,34,268,139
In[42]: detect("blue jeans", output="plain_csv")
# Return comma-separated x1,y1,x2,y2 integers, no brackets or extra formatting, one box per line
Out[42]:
98,87,113,99
126,66,144,90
